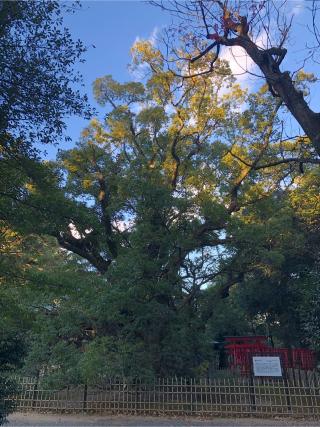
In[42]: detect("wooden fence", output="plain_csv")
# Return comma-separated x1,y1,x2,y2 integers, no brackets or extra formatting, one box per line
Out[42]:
14,373,320,418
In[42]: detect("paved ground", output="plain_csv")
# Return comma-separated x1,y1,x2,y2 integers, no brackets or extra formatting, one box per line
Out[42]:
7,413,320,426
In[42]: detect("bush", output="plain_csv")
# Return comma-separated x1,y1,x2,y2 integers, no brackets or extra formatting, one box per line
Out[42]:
0,376,18,425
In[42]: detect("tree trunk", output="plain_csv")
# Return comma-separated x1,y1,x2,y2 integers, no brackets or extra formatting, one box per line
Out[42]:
222,36,320,156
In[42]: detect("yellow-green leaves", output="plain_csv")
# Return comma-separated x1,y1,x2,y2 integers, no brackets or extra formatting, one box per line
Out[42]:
131,40,164,72
290,169,320,228
93,75,145,107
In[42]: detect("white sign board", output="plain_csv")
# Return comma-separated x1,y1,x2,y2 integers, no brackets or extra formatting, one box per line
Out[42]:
252,356,282,377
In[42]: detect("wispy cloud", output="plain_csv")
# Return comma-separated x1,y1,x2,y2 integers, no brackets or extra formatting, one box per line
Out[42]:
130,27,160,81
291,0,304,16
133,26,159,47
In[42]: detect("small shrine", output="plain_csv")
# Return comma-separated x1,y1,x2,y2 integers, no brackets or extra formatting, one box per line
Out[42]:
224,336,316,375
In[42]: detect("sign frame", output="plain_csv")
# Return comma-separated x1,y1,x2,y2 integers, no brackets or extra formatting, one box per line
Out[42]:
252,356,283,377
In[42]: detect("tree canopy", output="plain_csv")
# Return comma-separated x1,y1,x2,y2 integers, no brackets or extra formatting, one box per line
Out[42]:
0,3,319,411
1,41,318,387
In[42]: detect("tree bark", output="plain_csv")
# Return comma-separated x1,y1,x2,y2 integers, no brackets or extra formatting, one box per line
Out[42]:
221,35,320,156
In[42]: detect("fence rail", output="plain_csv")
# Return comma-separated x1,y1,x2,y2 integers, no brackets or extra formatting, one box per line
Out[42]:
14,373,320,418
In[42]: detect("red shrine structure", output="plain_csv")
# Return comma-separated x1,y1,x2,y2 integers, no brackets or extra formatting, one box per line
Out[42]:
224,336,316,375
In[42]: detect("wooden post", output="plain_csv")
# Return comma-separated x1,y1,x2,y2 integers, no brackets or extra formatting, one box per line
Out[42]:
249,358,256,411
281,362,292,412
32,374,39,409
190,378,193,415
83,383,88,411
66,385,70,411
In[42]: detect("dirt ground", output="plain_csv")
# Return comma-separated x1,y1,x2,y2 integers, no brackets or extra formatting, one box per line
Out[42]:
7,412,320,426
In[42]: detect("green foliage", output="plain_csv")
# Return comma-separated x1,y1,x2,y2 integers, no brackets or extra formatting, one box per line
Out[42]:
0,290,28,424
0,376,18,425
0,0,90,150
300,271,320,351
2,37,320,390
201,288,250,340
79,337,153,384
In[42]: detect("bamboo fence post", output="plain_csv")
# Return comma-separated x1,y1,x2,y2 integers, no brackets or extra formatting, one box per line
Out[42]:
83,383,88,412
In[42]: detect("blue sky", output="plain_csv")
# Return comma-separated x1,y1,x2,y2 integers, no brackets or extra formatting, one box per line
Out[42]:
45,1,170,159
45,0,319,160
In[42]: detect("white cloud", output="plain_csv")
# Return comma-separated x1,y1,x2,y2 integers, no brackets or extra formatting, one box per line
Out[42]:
291,0,304,16
220,45,255,88
148,27,159,47
219,30,267,90
130,27,160,81
133,26,159,47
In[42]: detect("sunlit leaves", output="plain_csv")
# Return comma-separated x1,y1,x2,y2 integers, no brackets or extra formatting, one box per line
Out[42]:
93,75,145,107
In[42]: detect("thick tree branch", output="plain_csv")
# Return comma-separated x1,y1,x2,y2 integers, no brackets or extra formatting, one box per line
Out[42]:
254,157,320,170
55,231,111,274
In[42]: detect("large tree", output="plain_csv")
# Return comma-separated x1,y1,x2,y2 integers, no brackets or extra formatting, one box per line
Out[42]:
10,44,320,380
